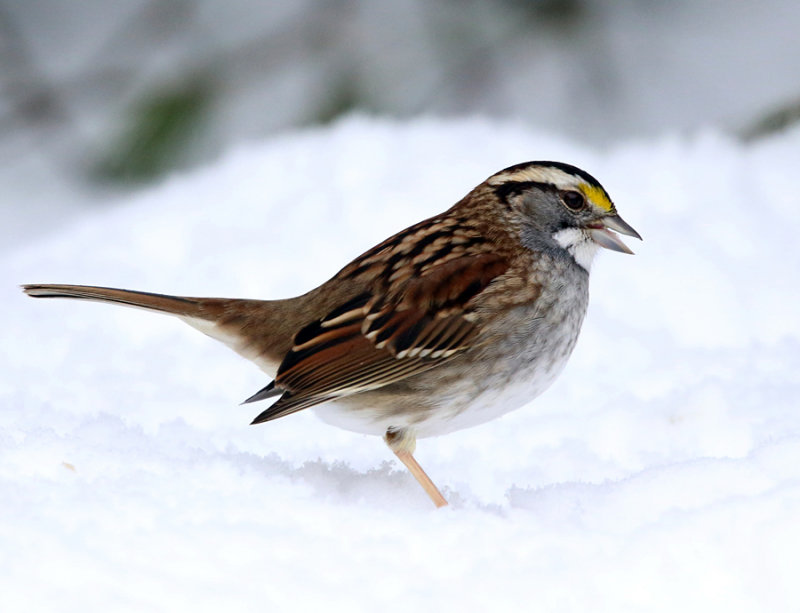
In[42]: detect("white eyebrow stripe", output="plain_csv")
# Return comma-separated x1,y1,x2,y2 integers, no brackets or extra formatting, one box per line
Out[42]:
488,166,582,188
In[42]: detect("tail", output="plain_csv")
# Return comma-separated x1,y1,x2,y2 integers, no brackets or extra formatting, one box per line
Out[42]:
22,283,295,375
23,284,209,314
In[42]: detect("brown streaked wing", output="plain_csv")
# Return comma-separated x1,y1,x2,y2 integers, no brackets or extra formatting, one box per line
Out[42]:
250,252,511,424
366,252,509,358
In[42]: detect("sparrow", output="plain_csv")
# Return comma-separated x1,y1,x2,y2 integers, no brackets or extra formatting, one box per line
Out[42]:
23,161,640,507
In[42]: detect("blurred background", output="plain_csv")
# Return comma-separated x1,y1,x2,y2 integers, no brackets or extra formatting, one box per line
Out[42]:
3,0,800,250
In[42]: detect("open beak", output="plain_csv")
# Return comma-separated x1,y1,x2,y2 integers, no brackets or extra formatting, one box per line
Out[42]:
589,214,642,254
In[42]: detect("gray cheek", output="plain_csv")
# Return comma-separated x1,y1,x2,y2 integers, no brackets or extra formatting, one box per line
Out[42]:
519,191,563,224
515,198,576,251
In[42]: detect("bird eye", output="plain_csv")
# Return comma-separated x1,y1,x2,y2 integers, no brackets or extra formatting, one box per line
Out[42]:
560,190,586,211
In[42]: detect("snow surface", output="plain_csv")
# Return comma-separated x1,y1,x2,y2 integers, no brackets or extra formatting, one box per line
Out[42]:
3,117,800,611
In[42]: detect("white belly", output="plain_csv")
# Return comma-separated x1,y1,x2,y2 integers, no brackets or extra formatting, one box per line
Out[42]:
409,352,570,438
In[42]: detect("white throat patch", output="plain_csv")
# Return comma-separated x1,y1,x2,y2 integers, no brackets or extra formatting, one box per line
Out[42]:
553,228,600,271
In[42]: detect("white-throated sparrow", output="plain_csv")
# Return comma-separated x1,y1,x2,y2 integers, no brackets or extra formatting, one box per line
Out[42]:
23,161,640,507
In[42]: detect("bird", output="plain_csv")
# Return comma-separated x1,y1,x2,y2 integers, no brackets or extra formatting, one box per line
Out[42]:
22,161,640,508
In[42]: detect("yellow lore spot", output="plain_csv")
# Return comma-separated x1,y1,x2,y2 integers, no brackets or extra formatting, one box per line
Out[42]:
580,183,615,213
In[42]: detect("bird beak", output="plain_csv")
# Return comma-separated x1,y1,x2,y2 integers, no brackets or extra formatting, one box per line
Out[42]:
589,214,642,254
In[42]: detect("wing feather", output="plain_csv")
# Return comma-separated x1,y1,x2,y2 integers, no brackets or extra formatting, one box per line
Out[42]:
248,250,512,423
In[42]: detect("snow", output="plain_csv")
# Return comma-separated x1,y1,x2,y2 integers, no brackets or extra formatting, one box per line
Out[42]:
3,116,800,611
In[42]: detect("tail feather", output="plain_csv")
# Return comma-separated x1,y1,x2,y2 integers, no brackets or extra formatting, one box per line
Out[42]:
22,284,206,316
21,283,297,376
